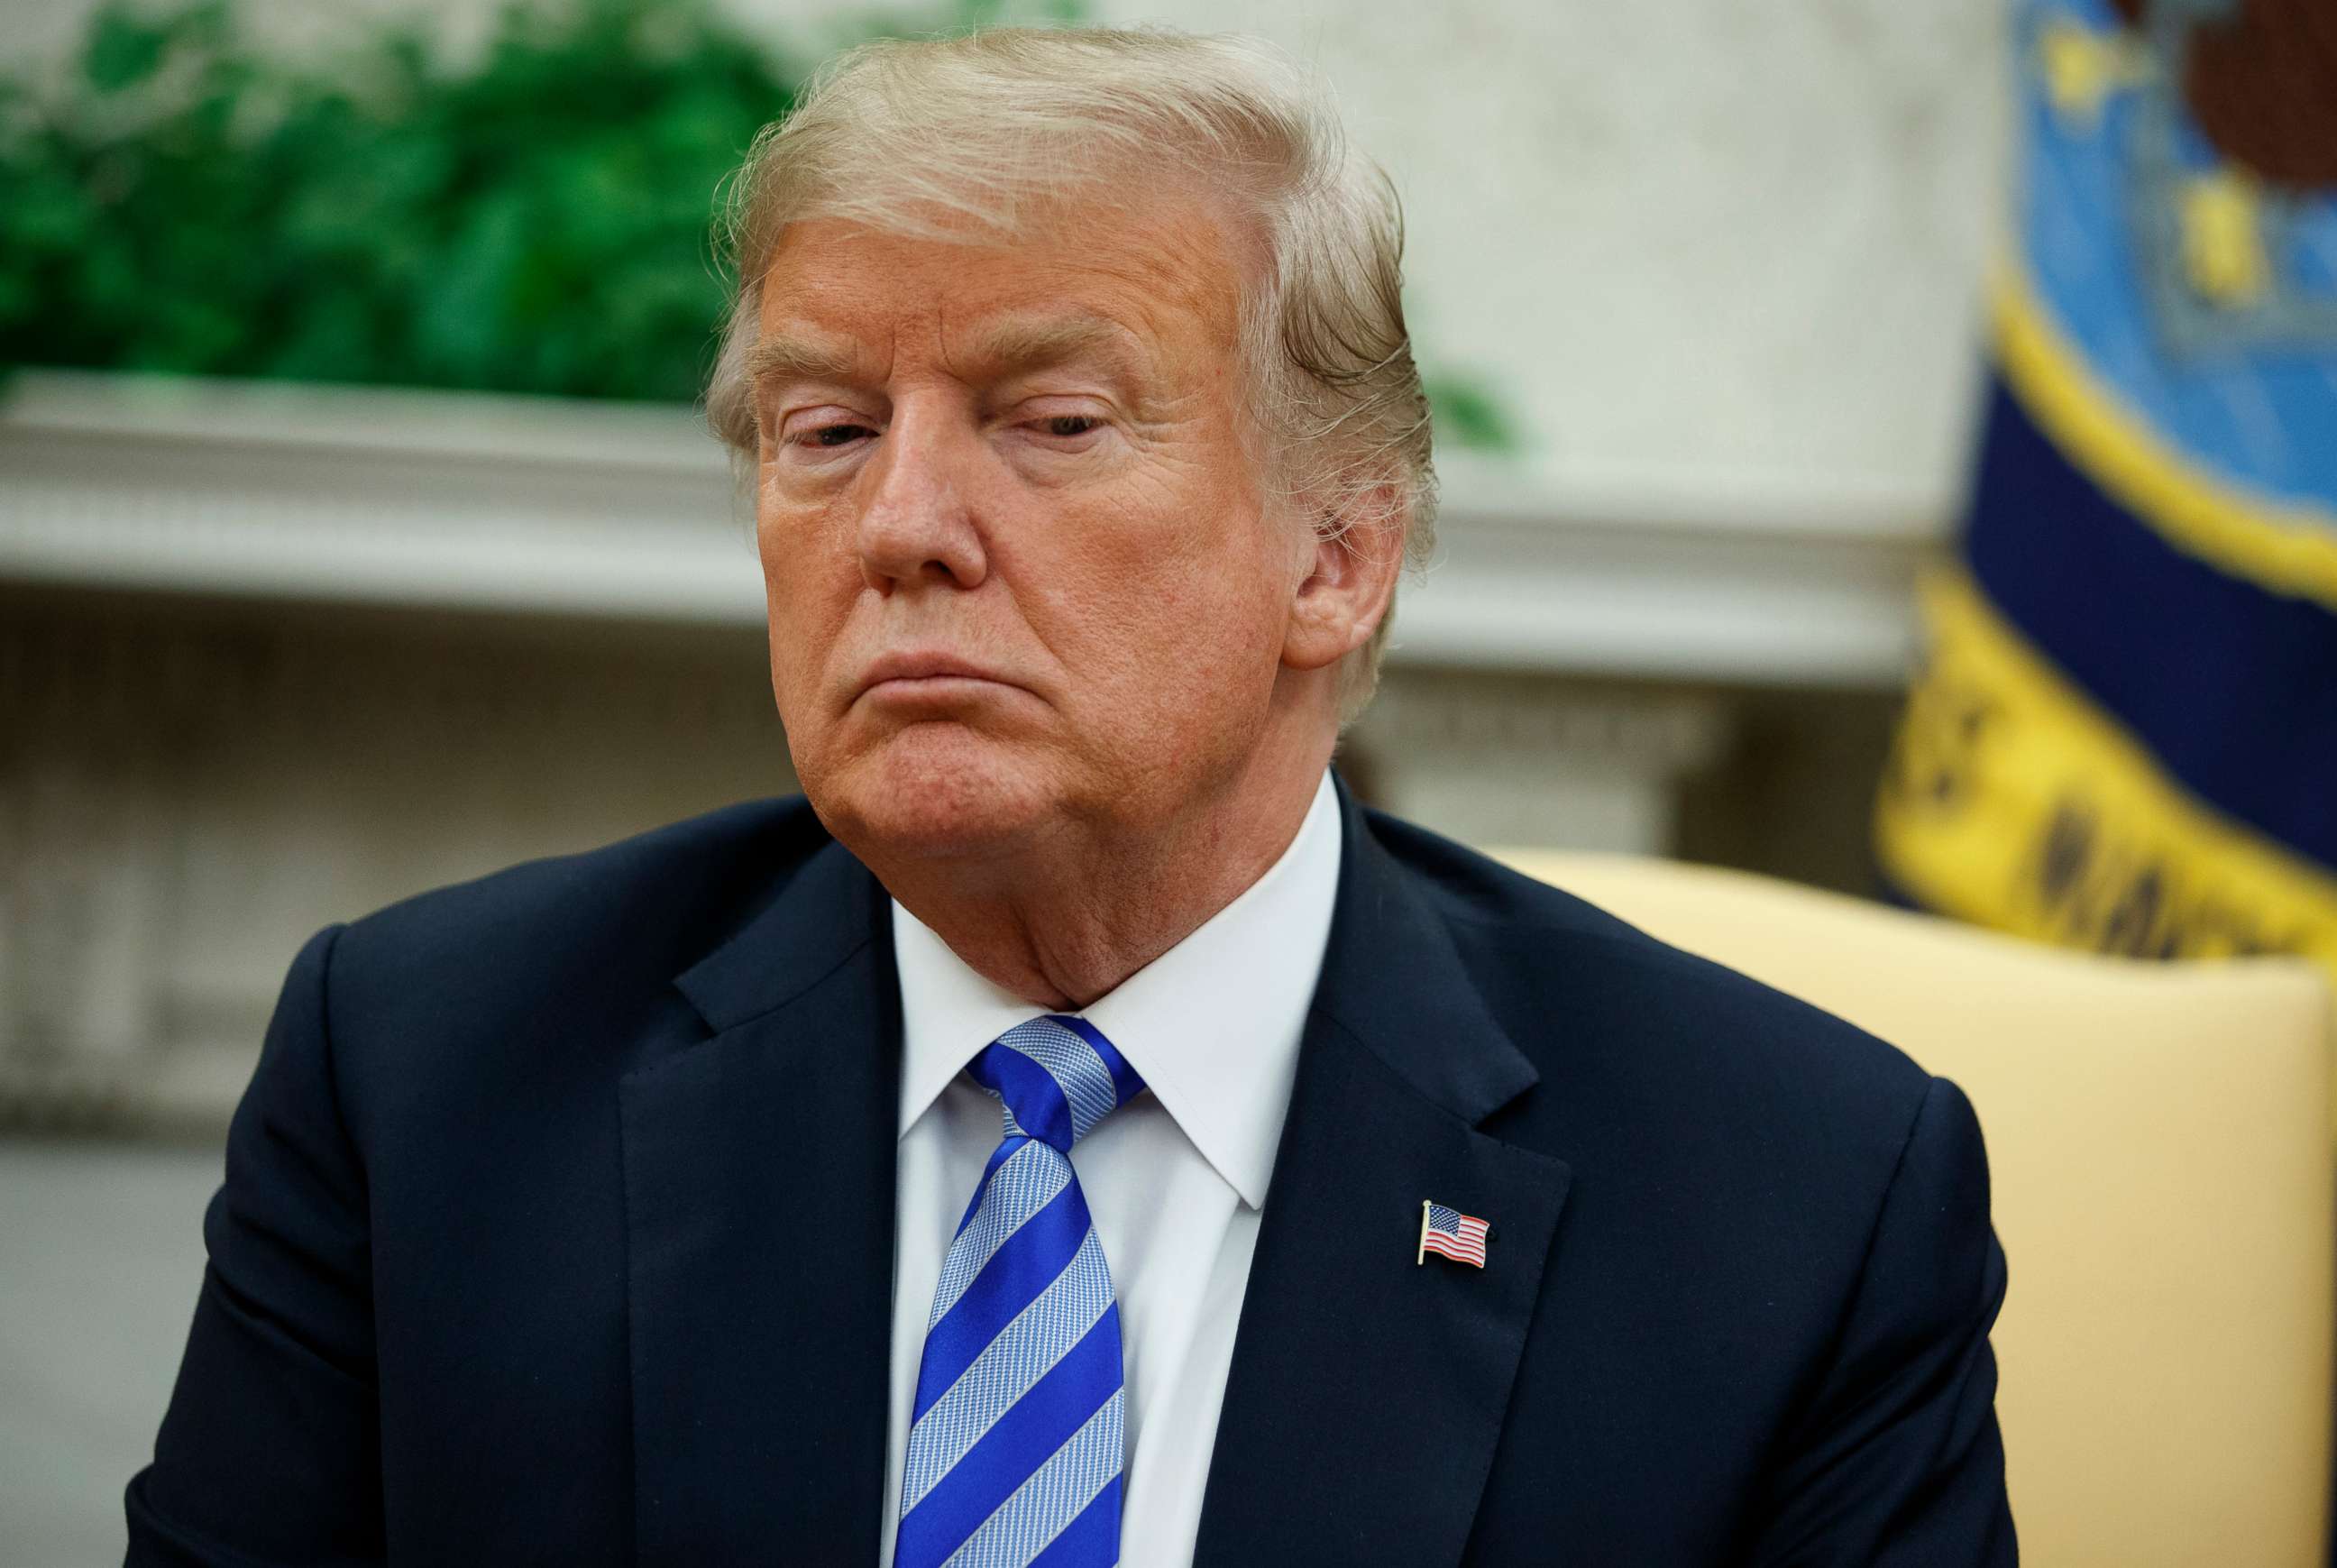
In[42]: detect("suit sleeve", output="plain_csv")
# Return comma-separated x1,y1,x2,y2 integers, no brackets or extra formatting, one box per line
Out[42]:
1746,1075,2018,1566
125,925,389,1566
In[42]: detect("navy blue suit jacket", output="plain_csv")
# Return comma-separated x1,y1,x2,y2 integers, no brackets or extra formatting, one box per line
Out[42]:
128,783,2014,1564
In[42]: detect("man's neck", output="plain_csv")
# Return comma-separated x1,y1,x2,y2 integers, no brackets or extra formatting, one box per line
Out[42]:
869,748,1332,1011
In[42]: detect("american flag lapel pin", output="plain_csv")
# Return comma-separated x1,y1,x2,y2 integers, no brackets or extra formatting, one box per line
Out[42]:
1417,1200,1491,1269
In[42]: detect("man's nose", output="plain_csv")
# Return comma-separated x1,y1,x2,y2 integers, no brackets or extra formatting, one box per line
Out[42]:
854,410,988,594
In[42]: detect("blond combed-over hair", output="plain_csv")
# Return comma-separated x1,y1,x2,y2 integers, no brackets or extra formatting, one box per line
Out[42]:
703,25,1436,719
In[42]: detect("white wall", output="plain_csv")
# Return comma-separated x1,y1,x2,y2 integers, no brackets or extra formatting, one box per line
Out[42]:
9,0,2007,509
1075,0,2005,501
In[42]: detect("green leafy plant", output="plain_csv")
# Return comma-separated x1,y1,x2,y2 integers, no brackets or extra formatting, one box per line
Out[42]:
0,0,827,401
1423,371,1519,453
0,0,1517,452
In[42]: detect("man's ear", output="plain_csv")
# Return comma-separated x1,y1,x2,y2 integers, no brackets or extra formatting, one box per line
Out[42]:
1282,491,1407,674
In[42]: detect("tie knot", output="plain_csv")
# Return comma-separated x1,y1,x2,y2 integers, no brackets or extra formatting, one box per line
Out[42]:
968,1016,1145,1154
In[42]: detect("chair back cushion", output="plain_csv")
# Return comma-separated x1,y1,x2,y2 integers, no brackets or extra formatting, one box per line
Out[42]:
1496,851,2334,1567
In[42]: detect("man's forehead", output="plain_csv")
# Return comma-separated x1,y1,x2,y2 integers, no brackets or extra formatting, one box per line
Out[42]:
746,305,1155,392
750,204,1240,380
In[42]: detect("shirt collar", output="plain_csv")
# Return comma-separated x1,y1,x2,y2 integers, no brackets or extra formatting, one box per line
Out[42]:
891,769,1343,1209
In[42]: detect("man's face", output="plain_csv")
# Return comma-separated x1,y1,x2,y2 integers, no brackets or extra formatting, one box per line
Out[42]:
750,194,1315,862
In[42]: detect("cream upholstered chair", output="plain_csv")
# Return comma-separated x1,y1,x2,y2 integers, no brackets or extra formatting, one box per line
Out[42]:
1492,850,2335,1567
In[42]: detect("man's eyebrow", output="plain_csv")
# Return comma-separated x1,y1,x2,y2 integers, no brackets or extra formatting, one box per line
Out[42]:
746,333,867,393
958,313,1148,378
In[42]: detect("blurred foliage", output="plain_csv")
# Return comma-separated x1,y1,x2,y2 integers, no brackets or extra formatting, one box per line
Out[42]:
0,0,829,401
0,0,1517,451
1423,372,1519,454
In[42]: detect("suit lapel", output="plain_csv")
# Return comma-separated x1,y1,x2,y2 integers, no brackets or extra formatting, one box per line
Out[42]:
1194,787,1573,1567
621,839,901,1566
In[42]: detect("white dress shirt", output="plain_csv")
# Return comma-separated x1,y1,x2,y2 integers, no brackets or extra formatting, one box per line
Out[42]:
879,771,1343,1567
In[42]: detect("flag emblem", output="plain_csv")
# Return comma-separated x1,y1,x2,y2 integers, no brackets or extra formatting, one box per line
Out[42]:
1416,1201,1490,1268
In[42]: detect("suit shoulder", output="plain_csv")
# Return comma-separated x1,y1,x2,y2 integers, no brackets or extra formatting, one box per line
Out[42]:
1365,808,1933,1126
326,794,835,1028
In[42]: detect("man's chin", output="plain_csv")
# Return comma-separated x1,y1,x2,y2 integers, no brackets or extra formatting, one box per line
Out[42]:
805,726,1062,864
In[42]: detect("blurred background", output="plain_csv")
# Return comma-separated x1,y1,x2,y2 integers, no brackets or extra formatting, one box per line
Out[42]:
3,0,2331,1558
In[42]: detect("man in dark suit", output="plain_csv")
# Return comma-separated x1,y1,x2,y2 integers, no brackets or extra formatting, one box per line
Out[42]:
129,25,2013,1566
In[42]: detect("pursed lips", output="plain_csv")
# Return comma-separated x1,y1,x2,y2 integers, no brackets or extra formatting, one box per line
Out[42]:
854,651,1028,704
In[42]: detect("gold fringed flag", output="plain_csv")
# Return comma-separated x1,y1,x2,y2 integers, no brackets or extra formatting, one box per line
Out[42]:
1878,0,2337,982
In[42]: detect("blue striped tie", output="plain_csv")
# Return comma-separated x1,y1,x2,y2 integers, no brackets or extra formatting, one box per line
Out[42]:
894,1015,1145,1568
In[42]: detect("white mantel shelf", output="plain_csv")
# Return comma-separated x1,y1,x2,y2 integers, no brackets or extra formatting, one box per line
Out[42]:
0,369,1948,687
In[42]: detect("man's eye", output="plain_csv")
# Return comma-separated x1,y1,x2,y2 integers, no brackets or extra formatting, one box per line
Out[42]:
804,423,874,447
1038,415,1101,438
